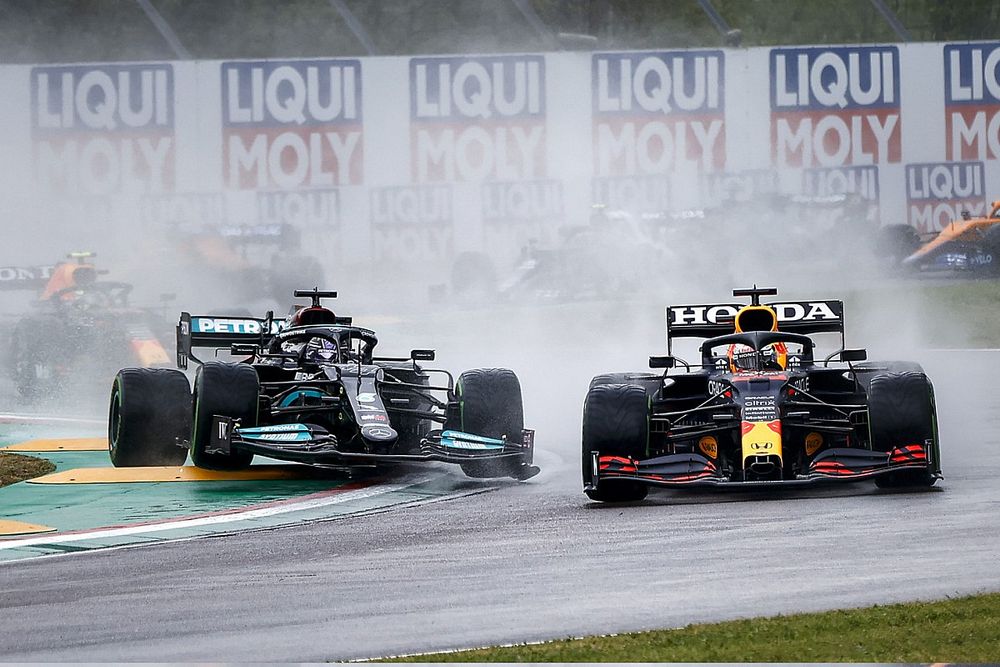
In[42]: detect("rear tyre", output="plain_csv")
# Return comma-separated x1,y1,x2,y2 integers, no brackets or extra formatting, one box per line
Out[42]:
108,368,191,467
582,383,649,502
11,316,64,402
868,372,938,488
190,361,258,470
446,368,525,478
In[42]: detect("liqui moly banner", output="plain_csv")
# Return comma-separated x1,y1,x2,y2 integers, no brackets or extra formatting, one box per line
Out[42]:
700,170,777,206
222,59,363,190
905,161,986,232
370,184,453,263
944,43,1000,161
32,64,174,194
9,41,1000,259
409,55,546,182
801,165,880,200
771,46,901,168
592,50,724,211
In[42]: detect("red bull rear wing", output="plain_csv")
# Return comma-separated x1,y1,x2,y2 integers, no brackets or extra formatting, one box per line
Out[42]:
666,299,845,353
0,265,59,290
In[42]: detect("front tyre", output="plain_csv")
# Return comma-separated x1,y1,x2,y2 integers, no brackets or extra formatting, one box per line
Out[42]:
190,361,258,470
582,383,649,502
109,368,191,467
854,361,924,395
868,371,939,488
446,368,526,479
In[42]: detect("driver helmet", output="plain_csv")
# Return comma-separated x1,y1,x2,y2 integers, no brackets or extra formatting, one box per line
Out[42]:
41,263,94,301
286,305,337,328
727,342,788,372
304,336,338,363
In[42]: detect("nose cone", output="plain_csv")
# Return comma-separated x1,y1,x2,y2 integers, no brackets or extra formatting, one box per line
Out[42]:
361,423,398,443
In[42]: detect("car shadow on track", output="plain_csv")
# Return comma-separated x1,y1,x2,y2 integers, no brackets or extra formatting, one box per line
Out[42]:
581,482,943,508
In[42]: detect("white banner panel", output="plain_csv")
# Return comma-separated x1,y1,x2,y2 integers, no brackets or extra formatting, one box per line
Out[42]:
0,42,996,280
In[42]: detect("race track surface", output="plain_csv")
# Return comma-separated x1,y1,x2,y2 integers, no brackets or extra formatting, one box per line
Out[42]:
2,341,999,660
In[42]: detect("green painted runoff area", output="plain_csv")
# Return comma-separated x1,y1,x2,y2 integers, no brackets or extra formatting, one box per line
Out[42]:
0,424,352,560
0,422,468,562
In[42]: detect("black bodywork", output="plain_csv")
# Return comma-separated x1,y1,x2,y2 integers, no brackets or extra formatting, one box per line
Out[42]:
584,289,942,493
177,295,536,477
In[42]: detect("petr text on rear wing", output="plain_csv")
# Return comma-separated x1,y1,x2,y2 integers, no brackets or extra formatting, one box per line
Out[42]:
176,312,284,369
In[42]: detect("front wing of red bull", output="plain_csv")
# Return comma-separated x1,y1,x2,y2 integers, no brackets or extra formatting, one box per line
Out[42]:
585,442,936,490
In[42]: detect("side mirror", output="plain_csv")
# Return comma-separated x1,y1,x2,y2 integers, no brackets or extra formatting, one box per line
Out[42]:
649,355,674,369
840,348,867,362
411,349,436,361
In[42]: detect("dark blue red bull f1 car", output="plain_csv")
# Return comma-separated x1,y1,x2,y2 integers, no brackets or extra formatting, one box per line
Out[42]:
583,287,942,502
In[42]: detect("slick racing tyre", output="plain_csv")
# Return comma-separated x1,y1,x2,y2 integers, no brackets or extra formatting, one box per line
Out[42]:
582,383,649,502
190,362,258,470
447,368,525,478
867,371,938,488
109,368,191,467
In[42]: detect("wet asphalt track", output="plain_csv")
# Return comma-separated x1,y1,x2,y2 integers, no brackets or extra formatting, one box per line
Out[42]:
2,349,1000,661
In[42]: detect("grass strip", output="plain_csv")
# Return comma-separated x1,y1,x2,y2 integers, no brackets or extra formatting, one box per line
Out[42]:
848,280,1000,348
0,452,55,487
395,591,1000,662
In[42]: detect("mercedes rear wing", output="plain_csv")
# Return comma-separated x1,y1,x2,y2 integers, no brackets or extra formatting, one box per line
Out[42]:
176,308,357,369
666,299,845,354
176,312,284,369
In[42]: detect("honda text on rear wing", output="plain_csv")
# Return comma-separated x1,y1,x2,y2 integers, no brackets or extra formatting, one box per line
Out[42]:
666,287,845,354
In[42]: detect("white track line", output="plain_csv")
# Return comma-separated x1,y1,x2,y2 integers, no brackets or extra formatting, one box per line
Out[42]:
0,413,105,425
0,476,430,551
